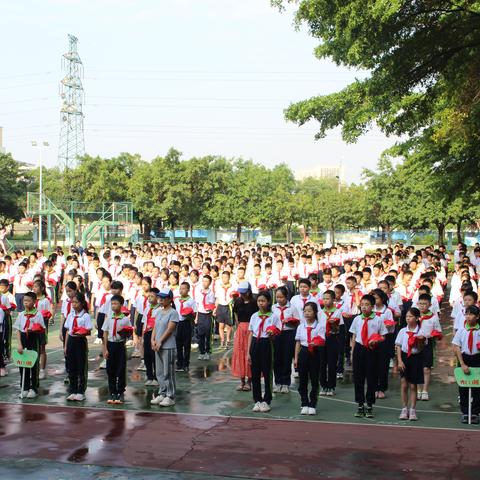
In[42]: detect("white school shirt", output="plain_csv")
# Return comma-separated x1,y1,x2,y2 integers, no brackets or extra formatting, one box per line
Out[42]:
290,294,316,322
13,273,29,294
103,314,131,342
387,296,401,317
373,305,394,332
453,308,469,331
65,310,92,336
135,294,150,316
0,293,11,310
35,296,52,313
194,289,216,314
272,303,301,331
61,298,73,319
216,283,235,306
174,296,197,321
451,297,464,319
99,293,114,317
318,281,335,295
349,314,388,346
317,307,343,333
142,304,162,331
395,325,427,355
452,326,480,355
13,310,45,333
418,312,442,338
411,293,440,315
295,320,326,347
248,311,282,339
343,288,361,316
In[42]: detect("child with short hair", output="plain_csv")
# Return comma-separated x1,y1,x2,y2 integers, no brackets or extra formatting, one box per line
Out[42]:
194,275,216,360
142,287,160,386
174,282,197,372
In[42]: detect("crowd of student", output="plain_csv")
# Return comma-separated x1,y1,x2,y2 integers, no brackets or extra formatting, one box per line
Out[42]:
0,240,479,423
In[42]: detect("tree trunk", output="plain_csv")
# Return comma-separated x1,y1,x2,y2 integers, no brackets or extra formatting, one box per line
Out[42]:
456,220,463,243
385,225,392,248
330,223,335,246
236,223,242,242
286,225,291,243
436,223,446,245
189,224,193,242
144,223,151,239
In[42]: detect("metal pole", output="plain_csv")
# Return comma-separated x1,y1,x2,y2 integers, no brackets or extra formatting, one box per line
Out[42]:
468,387,472,425
39,146,43,249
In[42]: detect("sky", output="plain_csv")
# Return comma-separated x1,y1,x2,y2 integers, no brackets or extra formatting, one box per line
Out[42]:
0,0,396,183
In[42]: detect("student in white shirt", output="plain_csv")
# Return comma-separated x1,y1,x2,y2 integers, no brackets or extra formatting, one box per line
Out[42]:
290,278,315,323
395,307,426,421
194,275,216,360
174,282,197,372
453,291,477,332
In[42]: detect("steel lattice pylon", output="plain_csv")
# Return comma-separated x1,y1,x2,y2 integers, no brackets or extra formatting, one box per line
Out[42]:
58,34,85,169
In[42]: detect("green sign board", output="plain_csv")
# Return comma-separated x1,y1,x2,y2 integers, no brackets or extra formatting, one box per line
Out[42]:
454,367,480,388
12,350,38,369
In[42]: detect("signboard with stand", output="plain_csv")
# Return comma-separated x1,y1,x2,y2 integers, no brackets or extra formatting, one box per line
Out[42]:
12,350,39,395
454,367,480,425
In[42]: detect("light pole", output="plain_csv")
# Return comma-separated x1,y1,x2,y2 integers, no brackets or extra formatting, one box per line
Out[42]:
31,141,49,248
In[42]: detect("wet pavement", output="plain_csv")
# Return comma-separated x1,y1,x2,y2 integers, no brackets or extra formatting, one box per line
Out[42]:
0,308,479,478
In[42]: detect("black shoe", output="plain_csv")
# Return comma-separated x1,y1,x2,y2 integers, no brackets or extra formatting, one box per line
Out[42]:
471,414,479,424
354,405,365,417
365,405,374,418
461,414,468,424
183,366,189,372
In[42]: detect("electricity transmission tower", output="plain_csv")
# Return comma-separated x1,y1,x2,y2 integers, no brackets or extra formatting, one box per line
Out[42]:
58,34,85,169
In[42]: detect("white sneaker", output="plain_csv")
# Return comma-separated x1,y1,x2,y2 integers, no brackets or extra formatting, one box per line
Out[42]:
319,388,327,396
125,339,134,347
94,338,103,345
280,385,289,394
131,349,141,358
136,360,146,371
417,390,422,400
18,391,28,399
326,389,334,397
273,384,282,393
54,367,66,375
144,379,153,386
260,402,271,413
151,379,159,386
293,371,299,378
399,407,409,420
198,354,205,360
204,353,210,360
66,393,76,401
252,402,261,412
75,393,86,401
421,391,429,401
160,396,176,407
308,407,316,415
39,369,46,380
300,406,309,415
26,389,38,399
150,394,165,405
99,359,107,369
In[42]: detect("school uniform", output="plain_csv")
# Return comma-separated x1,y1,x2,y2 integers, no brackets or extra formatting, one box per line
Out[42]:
249,311,282,404
215,283,235,326
419,312,442,368
174,296,197,369
0,293,13,360
103,313,131,397
272,303,301,387
65,310,92,394
35,296,52,346
142,304,161,381
290,294,315,323
452,326,480,416
154,308,179,399
13,273,29,312
195,289,216,355
374,306,395,393
135,294,149,338
0,309,5,369
349,314,388,405
395,325,426,385
13,310,45,392
318,307,342,390
97,291,113,340
339,288,361,373
295,320,325,408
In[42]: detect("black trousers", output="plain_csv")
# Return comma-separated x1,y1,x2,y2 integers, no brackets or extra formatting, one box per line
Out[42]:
298,346,321,407
353,343,378,406
285,281,296,300
19,332,40,392
106,341,127,395
143,330,156,380
250,337,273,404
343,315,355,366
377,332,394,392
66,335,88,394
197,313,212,354
62,325,68,372
400,300,412,328
460,353,480,415
0,332,5,368
3,311,12,359
96,312,106,339
176,320,192,368
273,330,296,386
320,335,339,389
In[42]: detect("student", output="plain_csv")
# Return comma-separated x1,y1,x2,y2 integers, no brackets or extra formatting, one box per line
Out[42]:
349,294,388,418
95,273,112,348
194,274,216,360
294,301,325,415
134,276,152,363
0,303,5,377
372,288,395,399
33,280,53,381
290,278,314,322
174,282,197,372
232,281,258,391
272,286,301,393
103,294,131,404
13,292,45,399
317,290,342,396
416,293,442,401
142,287,160,386
395,307,426,421
452,305,480,424
150,288,179,407
0,278,14,366
215,271,235,349
453,291,478,332
56,281,77,378
64,292,92,401
248,290,282,413
13,262,29,312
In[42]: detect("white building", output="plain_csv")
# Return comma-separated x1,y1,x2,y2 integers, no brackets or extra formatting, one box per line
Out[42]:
295,164,345,183
0,127,5,154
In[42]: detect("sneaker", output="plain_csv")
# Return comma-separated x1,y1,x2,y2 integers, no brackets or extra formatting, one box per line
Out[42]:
326,389,334,397
125,339,134,347
150,394,165,405
131,349,141,358
144,379,153,386
259,402,271,413
300,406,309,415
107,394,116,404
198,354,205,360
471,414,480,425
54,367,66,375
461,414,469,424
281,385,290,394
365,405,374,418
292,371,299,378
75,393,86,401
417,390,422,400
99,359,107,369
151,379,159,386
136,360,146,371
421,391,429,401
399,407,409,420
39,369,46,380
191,343,199,350
18,391,28,399
175,366,184,372
319,388,327,396
64,377,70,384
204,353,210,361
354,405,365,417
0,368,7,377
409,408,418,421
160,396,176,407
94,338,103,345
273,384,282,393
26,389,38,399
252,402,261,412
336,372,344,379
66,393,76,401
308,407,316,415
114,394,124,404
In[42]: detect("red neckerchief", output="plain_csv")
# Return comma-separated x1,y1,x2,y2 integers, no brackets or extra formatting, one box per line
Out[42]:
306,325,314,353
100,293,108,306
406,327,419,357
72,315,79,331
277,305,287,321
66,299,72,316
112,314,124,337
323,308,336,336
257,312,271,337
466,323,480,354
361,313,375,346
419,312,434,323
